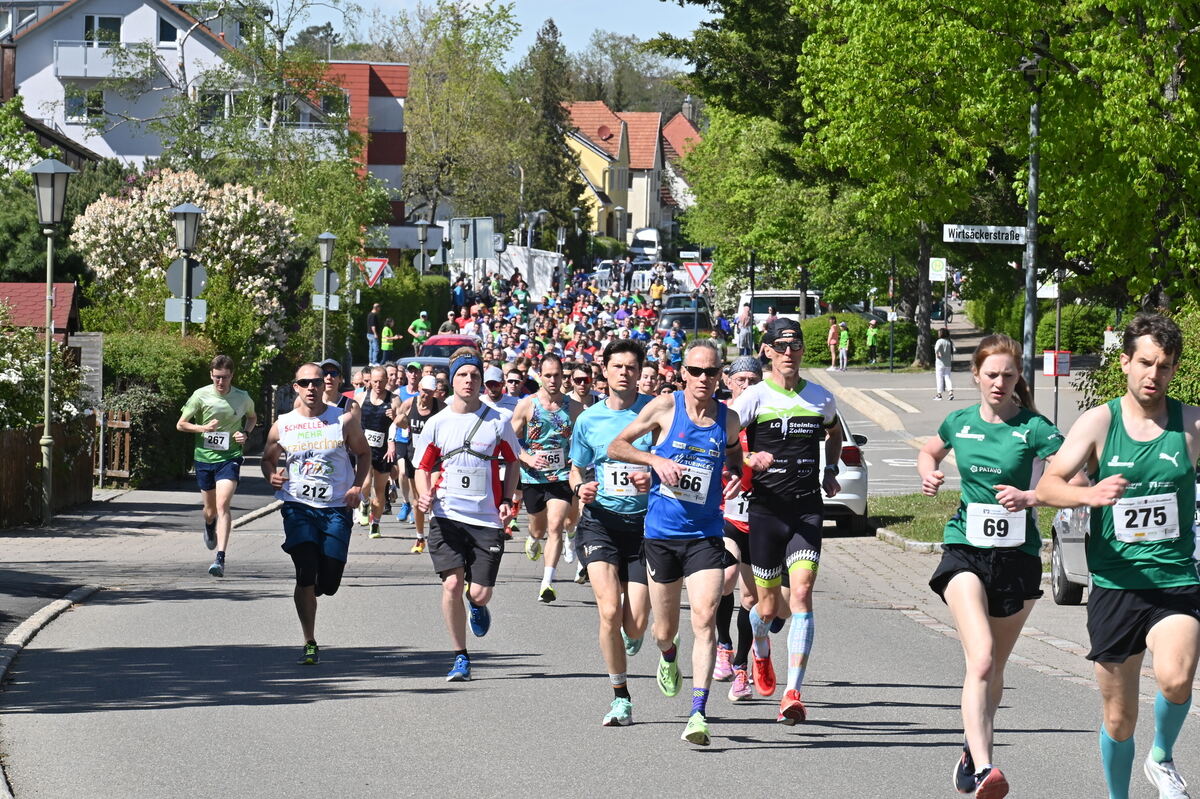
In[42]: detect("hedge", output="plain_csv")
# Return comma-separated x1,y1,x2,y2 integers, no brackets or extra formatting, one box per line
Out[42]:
103,331,216,397
102,385,193,486
1076,304,1200,409
798,314,918,367
967,293,1114,354
350,268,450,365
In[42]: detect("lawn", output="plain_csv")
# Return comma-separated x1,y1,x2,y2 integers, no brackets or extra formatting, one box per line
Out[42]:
870,490,960,543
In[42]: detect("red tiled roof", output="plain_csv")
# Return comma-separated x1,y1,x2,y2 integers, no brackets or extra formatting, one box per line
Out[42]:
616,111,661,170
663,112,701,161
565,101,625,160
0,283,79,336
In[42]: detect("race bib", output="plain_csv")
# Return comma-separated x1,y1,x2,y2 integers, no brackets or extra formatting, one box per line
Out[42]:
1114,492,1179,544
202,431,230,451
537,448,565,471
964,503,1026,548
602,462,650,497
364,429,386,448
295,479,333,503
659,463,713,505
725,491,751,523
447,465,488,498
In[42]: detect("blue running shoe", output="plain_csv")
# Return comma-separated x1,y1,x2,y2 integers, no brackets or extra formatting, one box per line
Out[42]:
446,654,471,682
621,629,643,656
770,615,786,634
398,502,412,523
468,601,491,637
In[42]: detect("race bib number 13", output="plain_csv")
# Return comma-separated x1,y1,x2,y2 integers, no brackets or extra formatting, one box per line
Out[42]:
603,462,649,497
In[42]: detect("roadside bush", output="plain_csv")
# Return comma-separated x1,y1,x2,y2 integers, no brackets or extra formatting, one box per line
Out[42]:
1035,304,1114,354
590,236,624,261
0,301,88,429
798,314,918,367
1076,303,1200,409
102,331,216,397
348,267,450,364
102,385,192,485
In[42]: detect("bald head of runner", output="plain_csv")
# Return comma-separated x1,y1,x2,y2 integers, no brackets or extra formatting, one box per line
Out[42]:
293,363,325,413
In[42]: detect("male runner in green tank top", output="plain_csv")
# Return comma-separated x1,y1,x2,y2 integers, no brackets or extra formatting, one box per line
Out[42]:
1038,313,1200,799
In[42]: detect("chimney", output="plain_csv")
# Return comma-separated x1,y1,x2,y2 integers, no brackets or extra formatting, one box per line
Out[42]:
1,42,15,102
681,94,695,124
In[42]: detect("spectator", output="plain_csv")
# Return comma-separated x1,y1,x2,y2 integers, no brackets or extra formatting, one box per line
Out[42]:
838,321,849,371
736,302,754,356
380,317,398,363
866,318,880,364
934,327,954,400
366,302,382,364
825,315,839,371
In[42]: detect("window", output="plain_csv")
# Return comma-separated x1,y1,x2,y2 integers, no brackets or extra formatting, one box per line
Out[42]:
158,16,178,46
15,7,35,30
320,92,348,117
198,92,225,123
626,170,634,190
84,15,121,46
65,88,104,122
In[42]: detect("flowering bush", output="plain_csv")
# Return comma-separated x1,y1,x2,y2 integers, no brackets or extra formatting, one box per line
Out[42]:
0,301,87,430
71,169,299,386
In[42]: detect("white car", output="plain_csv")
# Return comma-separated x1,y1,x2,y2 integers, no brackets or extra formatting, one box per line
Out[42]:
820,413,870,534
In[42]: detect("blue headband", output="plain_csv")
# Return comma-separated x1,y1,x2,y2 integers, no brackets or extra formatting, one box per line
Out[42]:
450,354,483,380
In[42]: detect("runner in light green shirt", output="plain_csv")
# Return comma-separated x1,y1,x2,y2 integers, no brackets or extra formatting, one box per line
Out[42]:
407,312,431,356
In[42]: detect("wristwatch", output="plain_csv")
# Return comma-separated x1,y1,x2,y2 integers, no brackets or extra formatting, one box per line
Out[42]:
823,464,840,476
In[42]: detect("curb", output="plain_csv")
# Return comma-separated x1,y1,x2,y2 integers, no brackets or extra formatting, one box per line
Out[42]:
0,584,101,799
231,499,282,529
874,525,1054,578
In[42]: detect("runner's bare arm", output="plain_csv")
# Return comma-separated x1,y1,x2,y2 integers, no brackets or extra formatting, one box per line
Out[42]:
822,419,843,498
176,410,217,434
570,463,598,504
722,411,744,500
1036,404,1122,508
918,435,951,496
608,394,682,485
343,422,372,489
261,423,285,487
1183,403,1200,465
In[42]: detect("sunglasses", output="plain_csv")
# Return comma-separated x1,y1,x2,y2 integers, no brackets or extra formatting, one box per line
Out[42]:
684,365,721,378
572,376,591,383
506,378,523,384
294,377,323,388
770,340,805,352
323,370,340,378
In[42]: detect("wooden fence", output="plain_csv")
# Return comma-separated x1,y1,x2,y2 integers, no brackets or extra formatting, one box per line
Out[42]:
0,421,94,527
93,409,132,487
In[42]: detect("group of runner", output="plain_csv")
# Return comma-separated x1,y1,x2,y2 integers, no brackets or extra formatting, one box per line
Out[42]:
177,304,1199,798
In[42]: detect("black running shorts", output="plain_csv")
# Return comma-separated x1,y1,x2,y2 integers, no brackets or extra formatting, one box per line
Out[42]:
928,544,1044,618
521,481,573,515
427,516,505,587
575,504,646,585
722,521,751,565
1086,584,1200,663
643,536,729,583
748,495,823,588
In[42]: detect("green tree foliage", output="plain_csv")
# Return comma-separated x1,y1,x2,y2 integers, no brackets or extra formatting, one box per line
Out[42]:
570,31,687,114
0,301,87,430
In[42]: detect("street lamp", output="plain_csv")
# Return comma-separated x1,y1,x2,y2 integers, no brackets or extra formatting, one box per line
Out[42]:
170,202,205,338
316,232,336,359
1017,44,1044,397
459,220,472,286
613,205,624,243
28,157,77,524
317,231,336,266
414,219,430,274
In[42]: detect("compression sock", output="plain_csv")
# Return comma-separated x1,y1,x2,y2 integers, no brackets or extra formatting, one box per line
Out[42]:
749,607,770,658
1099,726,1134,799
610,673,630,699
786,612,814,692
1151,692,1192,763
734,605,753,668
454,648,468,658
541,566,556,588
691,687,709,716
662,643,677,663
716,592,735,649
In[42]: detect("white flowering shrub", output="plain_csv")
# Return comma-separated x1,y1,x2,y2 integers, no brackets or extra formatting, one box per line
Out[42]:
71,168,299,383
0,301,87,430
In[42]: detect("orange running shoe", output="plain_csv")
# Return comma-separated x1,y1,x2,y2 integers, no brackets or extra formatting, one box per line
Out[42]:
751,643,776,697
776,689,807,725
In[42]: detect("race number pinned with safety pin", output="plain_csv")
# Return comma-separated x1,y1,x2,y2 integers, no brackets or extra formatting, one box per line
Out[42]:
659,463,713,505
203,431,230,451
1113,492,1179,544
446,465,488,498
965,503,1025,548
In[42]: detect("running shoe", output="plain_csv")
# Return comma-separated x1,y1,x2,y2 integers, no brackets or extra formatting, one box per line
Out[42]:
776,689,807,725
769,615,786,634
574,564,588,584
208,559,224,578
953,744,976,794
563,532,576,564
398,502,412,523
713,643,734,681
203,518,217,550
681,712,711,746
973,766,1009,799
524,535,543,561
446,654,471,682
369,522,382,539
356,501,370,526
410,538,426,555
298,641,319,665
539,585,557,603
468,601,491,637
621,629,643,656
656,654,681,697
507,519,520,537
728,668,752,702
1144,755,1190,799
383,499,392,516
752,644,776,697
602,697,633,727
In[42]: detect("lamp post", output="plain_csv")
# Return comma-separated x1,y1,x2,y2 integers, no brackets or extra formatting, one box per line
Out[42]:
1018,47,1043,398
613,205,624,245
169,202,204,338
571,206,582,279
28,157,77,524
414,219,430,275
317,231,336,359
459,220,471,286
533,208,548,250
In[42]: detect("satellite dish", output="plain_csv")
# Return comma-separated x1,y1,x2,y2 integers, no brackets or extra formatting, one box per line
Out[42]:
597,124,613,141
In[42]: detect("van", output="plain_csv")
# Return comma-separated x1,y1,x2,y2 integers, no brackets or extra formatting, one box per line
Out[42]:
736,290,824,327
630,227,660,259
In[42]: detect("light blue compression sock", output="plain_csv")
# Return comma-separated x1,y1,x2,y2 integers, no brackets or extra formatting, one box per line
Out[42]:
1151,692,1192,763
748,606,770,658
1099,726,1134,799
786,612,814,692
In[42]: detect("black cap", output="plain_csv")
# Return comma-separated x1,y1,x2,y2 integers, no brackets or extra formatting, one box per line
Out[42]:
763,317,803,345
317,358,341,372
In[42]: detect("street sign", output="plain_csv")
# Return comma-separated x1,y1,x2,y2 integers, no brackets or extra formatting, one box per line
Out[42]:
682,261,714,289
165,298,207,323
928,257,947,282
887,311,899,322
1037,280,1059,299
314,268,340,294
356,257,389,287
943,224,1026,245
166,259,207,298
312,294,341,311
680,250,700,261
1043,350,1071,377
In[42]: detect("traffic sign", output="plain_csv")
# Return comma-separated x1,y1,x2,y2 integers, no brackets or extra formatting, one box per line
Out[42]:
312,294,341,311
943,224,1026,245
165,298,207,323
356,257,389,288
680,250,700,261
682,261,713,289
166,259,207,298
314,268,340,294
929,257,947,282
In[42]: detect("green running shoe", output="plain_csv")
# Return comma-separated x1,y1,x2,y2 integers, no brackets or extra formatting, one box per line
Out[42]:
682,712,710,746
602,697,633,727
656,655,681,697
621,629,643,656
298,641,319,665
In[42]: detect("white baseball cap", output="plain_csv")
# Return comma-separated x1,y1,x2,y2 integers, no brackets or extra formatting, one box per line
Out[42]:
419,375,438,391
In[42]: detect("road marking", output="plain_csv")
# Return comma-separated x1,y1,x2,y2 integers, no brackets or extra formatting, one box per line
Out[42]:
870,389,921,414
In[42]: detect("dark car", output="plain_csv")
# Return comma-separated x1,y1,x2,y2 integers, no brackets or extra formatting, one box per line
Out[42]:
655,308,716,338
662,293,713,314
414,334,482,373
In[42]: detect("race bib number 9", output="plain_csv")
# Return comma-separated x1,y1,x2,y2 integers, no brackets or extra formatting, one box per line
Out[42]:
296,480,332,502
603,462,649,497
447,465,488,498
203,431,230,451
725,491,751,523
1114,492,1179,544
659,464,713,505
364,429,386,449
965,503,1026,548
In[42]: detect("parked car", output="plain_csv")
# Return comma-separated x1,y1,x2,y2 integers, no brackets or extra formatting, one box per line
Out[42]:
736,289,826,327
662,293,713,314
655,308,716,338
822,413,870,534
414,334,482,374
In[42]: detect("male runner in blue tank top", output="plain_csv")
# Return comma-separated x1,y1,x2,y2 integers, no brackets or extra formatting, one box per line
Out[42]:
1038,314,1200,799
609,338,744,746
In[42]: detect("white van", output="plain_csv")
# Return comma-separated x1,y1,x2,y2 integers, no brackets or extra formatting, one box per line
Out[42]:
630,227,660,259
736,290,824,327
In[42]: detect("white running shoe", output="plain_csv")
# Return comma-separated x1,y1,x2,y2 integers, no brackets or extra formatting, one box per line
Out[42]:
1144,755,1190,799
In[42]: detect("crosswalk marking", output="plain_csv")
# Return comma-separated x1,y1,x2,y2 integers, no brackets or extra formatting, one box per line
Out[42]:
870,389,920,414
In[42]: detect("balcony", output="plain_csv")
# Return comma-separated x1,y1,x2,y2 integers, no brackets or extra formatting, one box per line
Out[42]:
54,41,121,79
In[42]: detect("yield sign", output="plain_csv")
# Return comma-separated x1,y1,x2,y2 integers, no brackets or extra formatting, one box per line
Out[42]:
682,261,714,288
357,257,390,288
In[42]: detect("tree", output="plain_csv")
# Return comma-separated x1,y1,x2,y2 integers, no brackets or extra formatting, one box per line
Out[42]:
289,22,342,58
569,31,687,114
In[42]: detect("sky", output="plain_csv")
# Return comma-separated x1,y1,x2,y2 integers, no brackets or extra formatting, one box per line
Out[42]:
307,0,715,66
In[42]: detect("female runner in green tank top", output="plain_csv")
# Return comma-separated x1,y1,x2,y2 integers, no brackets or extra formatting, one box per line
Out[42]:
917,334,1064,799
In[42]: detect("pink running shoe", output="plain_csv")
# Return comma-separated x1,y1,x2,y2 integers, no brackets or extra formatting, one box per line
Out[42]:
713,644,734,681
728,668,752,702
